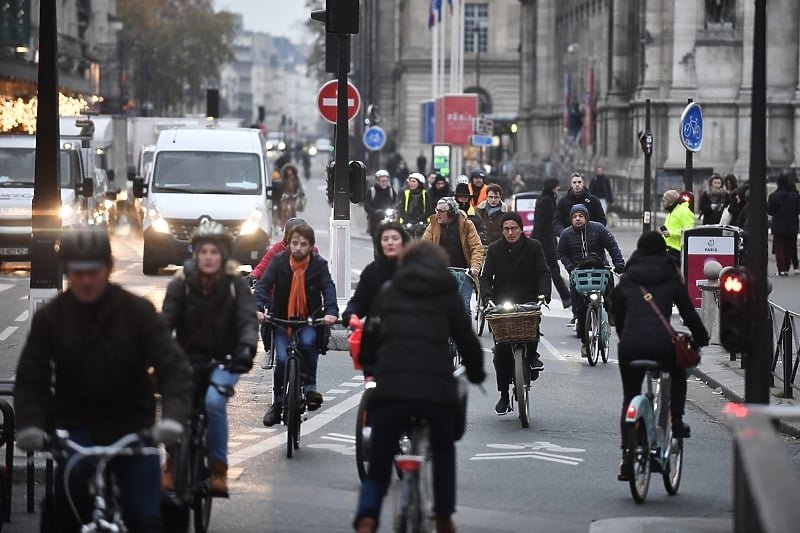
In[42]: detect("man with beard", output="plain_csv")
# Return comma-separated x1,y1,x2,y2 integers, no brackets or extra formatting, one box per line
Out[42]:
553,172,607,234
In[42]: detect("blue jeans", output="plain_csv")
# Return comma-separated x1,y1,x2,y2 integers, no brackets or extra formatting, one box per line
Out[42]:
273,325,318,403
458,274,473,317
206,366,240,464
354,402,457,527
53,429,163,532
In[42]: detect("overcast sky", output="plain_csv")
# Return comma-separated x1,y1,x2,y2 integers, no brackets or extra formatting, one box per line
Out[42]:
214,0,311,42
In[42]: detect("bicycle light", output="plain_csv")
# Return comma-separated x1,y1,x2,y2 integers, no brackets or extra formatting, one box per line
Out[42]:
589,293,599,302
626,404,637,421
502,301,514,311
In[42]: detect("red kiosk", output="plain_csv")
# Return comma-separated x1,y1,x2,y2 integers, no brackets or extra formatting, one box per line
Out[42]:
682,225,744,308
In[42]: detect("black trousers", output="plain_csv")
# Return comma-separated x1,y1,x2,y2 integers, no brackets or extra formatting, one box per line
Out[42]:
493,342,538,391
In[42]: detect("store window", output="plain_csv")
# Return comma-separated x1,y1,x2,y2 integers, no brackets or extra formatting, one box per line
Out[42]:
464,3,488,54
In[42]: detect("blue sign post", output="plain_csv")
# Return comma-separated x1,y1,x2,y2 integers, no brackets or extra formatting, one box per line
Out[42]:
679,102,703,152
363,126,387,151
419,100,435,144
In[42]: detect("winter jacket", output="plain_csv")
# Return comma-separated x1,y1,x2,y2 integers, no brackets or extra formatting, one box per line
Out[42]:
553,188,607,234
480,236,551,304
255,251,339,320
342,255,398,326
475,199,510,244
589,173,614,202
469,183,487,209
663,200,695,252
532,189,558,257
15,285,193,444
611,252,709,366
251,241,320,280
557,221,625,272
430,176,452,205
698,189,728,225
397,188,431,225
422,211,484,272
364,184,398,220
361,255,484,406
767,187,800,236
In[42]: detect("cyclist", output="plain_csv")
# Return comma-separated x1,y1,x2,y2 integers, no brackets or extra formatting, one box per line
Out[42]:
474,183,511,244
161,219,258,497
422,197,484,316
480,211,551,415
15,228,192,531
454,182,489,244
558,204,624,357
342,221,410,327
396,172,431,238
353,241,485,533
467,168,488,209
611,231,709,480
429,173,452,205
553,172,607,234
660,190,695,266
256,223,339,426
363,170,398,237
277,163,307,227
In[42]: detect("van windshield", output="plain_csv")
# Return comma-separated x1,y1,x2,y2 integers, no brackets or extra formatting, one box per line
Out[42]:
152,151,262,194
0,148,75,187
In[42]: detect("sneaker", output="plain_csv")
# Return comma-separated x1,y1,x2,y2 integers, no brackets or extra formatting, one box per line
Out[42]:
306,390,323,411
794,268,800,275
494,393,511,415
262,403,282,427
529,356,544,371
580,344,588,358
567,316,577,328
617,449,632,481
672,419,691,438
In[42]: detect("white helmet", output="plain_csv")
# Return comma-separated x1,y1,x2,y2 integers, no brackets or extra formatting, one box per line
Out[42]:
408,172,425,185
375,169,389,178
456,174,469,185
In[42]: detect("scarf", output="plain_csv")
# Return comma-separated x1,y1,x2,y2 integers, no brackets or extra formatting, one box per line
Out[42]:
287,255,310,320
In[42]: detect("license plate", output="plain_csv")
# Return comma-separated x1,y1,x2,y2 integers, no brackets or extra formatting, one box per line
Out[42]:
0,247,29,255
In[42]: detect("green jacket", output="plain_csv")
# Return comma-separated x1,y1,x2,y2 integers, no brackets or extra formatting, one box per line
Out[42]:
664,201,695,251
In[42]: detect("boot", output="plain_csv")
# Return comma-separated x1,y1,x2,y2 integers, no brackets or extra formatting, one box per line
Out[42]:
210,461,229,498
354,516,376,533
672,417,691,438
435,515,456,533
494,391,510,415
161,453,174,491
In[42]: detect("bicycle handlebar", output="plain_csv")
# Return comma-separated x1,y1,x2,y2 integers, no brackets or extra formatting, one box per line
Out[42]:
263,316,342,330
485,300,545,314
47,429,162,459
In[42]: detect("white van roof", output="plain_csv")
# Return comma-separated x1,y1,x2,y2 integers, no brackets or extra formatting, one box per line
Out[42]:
155,128,264,153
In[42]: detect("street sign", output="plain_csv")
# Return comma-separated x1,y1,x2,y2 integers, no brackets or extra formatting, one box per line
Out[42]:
362,126,386,151
469,134,493,146
679,102,703,152
317,80,361,124
472,117,493,135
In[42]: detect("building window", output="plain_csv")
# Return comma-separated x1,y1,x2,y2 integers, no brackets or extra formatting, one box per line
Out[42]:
705,0,735,29
464,3,488,54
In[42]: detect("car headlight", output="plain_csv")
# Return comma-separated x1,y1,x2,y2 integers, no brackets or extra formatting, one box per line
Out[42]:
239,209,263,236
148,207,171,234
308,146,318,156
60,203,74,219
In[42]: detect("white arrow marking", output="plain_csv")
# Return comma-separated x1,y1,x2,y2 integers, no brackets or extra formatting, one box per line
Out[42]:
14,311,28,322
470,453,581,466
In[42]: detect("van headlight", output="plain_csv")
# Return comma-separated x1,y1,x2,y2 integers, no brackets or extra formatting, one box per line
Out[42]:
60,203,75,219
148,207,171,234
239,209,263,236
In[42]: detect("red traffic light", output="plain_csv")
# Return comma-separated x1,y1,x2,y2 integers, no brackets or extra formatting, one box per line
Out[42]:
720,268,747,295
722,274,745,293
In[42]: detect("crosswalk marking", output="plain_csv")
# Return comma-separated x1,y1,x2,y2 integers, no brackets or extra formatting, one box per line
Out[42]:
0,327,17,341
339,382,361,388
326,388,350,394
0,284,13,293
14,311,28,322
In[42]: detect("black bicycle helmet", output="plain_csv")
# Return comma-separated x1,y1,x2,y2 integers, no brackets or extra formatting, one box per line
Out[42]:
283,217,307,234
469,168,486,180
59,227,112,271
191,218,233,260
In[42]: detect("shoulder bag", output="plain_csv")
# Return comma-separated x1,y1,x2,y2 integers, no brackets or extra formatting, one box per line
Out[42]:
638,286,700,369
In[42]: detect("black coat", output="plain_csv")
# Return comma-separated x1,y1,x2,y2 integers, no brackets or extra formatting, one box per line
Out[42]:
699,189,728,225
364,185,397,218
532,189,558,258
342,256,397,325
589,174,614,202
557,221,625,272
362,256,484,406
162,262,259,361
15,285,193,444
611,252,709,366
553,188,606,234
480,237,551,304
255,251,339,319
767,187,800,235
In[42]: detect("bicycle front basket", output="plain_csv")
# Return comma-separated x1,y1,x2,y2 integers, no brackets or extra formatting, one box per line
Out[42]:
571,268,611,296
487,310,541,344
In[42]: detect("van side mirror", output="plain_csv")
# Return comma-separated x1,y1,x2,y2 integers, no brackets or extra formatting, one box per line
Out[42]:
133,177,148,198
265,185,273,200
127,165,137,181
80,178,94,198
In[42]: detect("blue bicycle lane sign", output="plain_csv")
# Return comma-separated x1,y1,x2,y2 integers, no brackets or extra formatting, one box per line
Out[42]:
679,102,703,152
363,126,387,151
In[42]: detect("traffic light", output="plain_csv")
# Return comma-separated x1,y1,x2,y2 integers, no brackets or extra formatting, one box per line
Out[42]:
719,266,751,353
310,1,359,34
325,160,336,206
348,160,366,204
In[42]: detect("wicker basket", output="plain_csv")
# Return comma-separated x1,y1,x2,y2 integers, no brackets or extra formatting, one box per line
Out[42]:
487,310,542,344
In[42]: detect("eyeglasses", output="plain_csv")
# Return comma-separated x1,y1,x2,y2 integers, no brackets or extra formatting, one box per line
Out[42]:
435,208,449,214
502,226,521,232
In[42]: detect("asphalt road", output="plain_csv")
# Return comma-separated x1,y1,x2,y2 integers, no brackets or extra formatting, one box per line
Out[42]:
0,159,798,531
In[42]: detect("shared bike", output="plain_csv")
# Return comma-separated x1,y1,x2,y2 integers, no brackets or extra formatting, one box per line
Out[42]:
623,359,685,503
485,301,544,429
571,267,613,366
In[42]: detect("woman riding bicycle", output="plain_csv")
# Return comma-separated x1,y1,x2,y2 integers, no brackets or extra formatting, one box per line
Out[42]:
611,231,709,481
353,241,485,533
161,219,259,497
277,163,307,228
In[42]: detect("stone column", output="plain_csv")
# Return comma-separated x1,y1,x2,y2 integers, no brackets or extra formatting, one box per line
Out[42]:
668,0,698,97
734,2,755,176
531,0,558,159
517,0,537,160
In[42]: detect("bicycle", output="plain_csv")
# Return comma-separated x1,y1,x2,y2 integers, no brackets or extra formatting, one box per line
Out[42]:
46,429,163,532
448,266,482,339
263,316,337,458
623,359,685,503
570,267,613,366
163,361,233,533
355,377,376,483
485,301,544,429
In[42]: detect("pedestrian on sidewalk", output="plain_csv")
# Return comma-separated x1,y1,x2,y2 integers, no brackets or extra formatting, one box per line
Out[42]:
660,190,696,267
589,166,614,214
767,173,800,276
789,175,800,274
698,173,728,225
532,177,571,307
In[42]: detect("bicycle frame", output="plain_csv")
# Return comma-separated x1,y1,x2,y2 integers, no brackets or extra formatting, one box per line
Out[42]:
625,369,671,457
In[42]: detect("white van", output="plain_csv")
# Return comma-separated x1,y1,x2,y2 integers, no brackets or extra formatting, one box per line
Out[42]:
134,127,272,275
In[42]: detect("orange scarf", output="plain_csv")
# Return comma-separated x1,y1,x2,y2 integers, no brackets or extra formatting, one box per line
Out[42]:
287,255,310,319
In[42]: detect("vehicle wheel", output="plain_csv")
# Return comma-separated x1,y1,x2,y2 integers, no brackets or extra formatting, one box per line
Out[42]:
600,308,609,364
285,358,299,459
628,420,651,503
355,387,373,483
513,346,529,428
191,443,213,533
585,306,600,367
662,435,683,495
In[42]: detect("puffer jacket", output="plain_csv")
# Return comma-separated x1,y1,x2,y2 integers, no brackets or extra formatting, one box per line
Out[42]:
342,253,398,325
612,252,709,365
15,285,193,444
162,259,258,361
557,221,625,272
361,255,484,406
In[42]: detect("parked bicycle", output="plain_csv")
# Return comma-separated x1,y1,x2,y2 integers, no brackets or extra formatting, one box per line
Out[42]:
571,267,613,366
623,359,685,503
263,316,339,458
485,300,544,429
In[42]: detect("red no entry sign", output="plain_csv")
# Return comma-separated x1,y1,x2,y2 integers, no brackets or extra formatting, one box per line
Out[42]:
317,80,361,124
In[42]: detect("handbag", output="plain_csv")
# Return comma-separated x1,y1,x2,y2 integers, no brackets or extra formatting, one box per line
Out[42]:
719,205,733,226
638,286,701,369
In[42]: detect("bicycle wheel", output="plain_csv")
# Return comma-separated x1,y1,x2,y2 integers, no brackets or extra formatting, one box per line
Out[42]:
627,420,651,503
285,357,300,459
394,474,415,533
599,308,609,363
585,306,600,366
513,346,530,429
191,438,213,533
662,434,684,495
355,387,373,483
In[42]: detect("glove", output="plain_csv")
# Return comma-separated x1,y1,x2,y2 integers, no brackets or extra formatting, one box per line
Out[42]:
17,427,47,452
227,345,256,374
151,418,183,447
614,265,625,275
466,367,486,385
